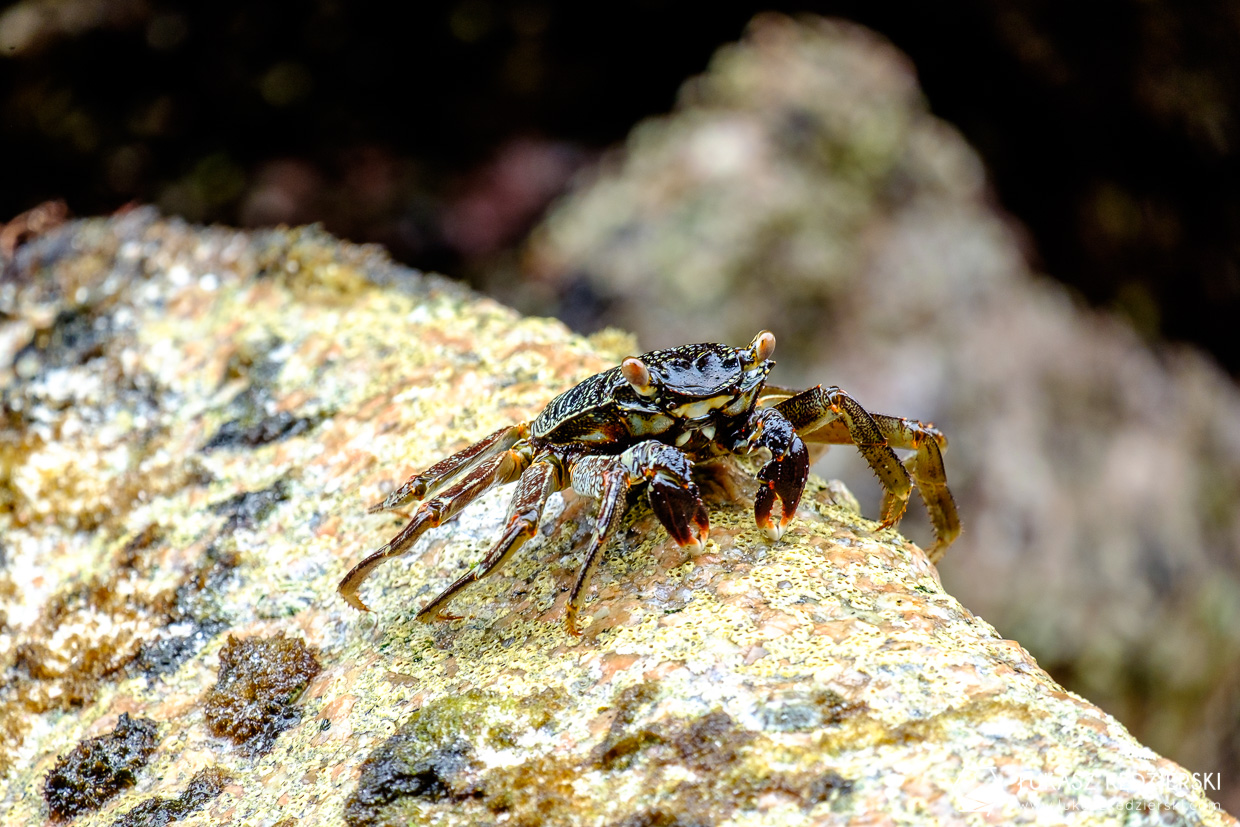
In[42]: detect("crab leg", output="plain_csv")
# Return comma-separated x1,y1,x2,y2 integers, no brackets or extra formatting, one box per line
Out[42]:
773,389,960,557
564,456,629,636
870,415,960,560
772,385,913,527
368,423,529,513
416,459,563,624
338,444,530,611
565,441,709,635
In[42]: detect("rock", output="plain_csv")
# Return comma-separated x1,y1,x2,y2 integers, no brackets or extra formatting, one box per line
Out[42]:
517,13,1240,797
0,211,1231,824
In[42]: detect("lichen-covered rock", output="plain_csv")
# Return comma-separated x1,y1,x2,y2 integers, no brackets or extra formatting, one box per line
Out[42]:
0,211,1232,825
518,13,1240,798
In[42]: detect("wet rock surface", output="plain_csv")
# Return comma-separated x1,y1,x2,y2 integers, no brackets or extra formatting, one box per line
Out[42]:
0,211,1231,824
519,14,1240,799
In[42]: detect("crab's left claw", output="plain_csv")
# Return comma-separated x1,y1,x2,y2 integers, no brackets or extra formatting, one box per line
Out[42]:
623,441,710,551
649,474,711,551
747,409,810,540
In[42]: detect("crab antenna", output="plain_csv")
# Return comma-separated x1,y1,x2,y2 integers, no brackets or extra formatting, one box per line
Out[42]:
621,356,657,396
749,330,776,364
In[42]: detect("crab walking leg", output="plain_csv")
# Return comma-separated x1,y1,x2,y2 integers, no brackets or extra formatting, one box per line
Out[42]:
367,423,529,513
415,459,563,623
778,405,961,559
565,442,709,635
869,414,960,560
773,385,913,527
733,407,810,539
338,445,530,611
564,455,630,636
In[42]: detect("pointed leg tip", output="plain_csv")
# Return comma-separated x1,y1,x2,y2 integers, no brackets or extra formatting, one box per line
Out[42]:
682,534,707,553
761,523,784,541
339,589,372,612
419,609,464,623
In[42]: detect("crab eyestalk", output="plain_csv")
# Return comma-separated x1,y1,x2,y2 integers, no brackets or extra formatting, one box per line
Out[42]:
621,356,658,397
746,330,777,367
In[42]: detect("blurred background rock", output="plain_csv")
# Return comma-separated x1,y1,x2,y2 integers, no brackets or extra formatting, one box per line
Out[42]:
2,0,1238,809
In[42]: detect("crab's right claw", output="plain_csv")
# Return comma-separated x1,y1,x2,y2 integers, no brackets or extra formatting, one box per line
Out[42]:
648,474,710,551
755,431,809,541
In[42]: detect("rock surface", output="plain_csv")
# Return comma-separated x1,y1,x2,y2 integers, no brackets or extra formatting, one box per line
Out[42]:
517,14,1240,795
0,211,1232,825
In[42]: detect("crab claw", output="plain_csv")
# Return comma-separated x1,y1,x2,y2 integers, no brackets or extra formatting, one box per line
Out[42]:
754,431,809,541
648,473,711,551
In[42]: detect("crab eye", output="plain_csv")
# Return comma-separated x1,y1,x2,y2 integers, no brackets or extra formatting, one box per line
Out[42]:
621,357,657,397
748,330,776,364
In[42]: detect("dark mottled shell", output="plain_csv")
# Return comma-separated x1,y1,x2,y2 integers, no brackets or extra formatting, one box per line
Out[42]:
531,343,747,444
531,366,630,441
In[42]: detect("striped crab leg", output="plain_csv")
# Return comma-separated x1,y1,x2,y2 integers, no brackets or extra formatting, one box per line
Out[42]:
770,385,959,558
566,441,709,635
415,458,563,623
339,439,531,611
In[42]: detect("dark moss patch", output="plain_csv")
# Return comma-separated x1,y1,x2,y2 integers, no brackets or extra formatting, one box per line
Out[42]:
594,681,662,770
208,480,290,533
346,739,479,826
669,709,750,771
203,634,321,756
512,685,572,732
12,307,114,378
612,808,713,827
111,524,161,569
474,754,579,827
758,687,867,732
0,521,238,773
133,623,227,679
43,713,159,822
344,690,551,827
109,766,230,827
202,410,327,454
802,770,853,803
199,342,330,454
598,727,664,772
12,567,169,708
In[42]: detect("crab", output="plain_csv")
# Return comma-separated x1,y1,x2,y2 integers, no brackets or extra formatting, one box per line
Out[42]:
339,331,959,634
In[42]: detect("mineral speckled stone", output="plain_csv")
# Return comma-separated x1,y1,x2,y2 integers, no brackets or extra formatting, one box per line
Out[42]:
0,210,1232,825
518,14,1240,798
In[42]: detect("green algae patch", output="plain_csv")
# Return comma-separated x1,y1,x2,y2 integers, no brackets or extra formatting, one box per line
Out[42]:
344,684,856,827
343,691,507,827
42,713,159,822
203,634,321,755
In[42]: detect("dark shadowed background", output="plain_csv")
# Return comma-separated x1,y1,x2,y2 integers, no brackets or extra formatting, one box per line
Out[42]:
3,0,1239,809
